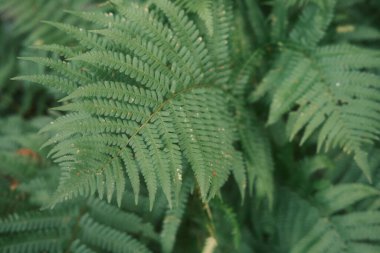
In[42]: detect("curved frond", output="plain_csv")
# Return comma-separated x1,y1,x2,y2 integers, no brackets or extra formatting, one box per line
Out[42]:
252,44,380,180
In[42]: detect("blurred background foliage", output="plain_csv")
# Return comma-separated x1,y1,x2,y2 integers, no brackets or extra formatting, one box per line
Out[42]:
0,0,102,116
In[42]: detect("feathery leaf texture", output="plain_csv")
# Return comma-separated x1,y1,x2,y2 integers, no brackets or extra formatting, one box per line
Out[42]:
252,44,380,180
0,0,96,45
0,117,191,253
250,0,380,179
2,0,380,252
18,0,273,209
274,187,380,253
0,194,188,253
237,109,274,206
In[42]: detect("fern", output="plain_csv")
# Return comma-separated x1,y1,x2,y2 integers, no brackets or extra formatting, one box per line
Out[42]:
2,0,380,252
0,144,191,253
0,0,104,116
0,0,99,45
271,187,380,253
253,43,380,180
18,0,269,209
251,0,380,180
0,195,187,253
173,0,214,36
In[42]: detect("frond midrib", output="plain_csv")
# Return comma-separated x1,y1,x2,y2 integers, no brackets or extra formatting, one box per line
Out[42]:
52,82,228,205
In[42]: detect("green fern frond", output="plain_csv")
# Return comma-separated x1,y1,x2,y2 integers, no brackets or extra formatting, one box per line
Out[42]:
2,0,380,252
0,209,76,253
12,75,78,94
315,183,380,215
289,0,336,47
273,187,380,253
269,0,336,45
211,200,242,252
78,213,153,253
88,198,159,241
18,56,92,85
238,109,274,206
0,209,78,233
160,178,191,253
19,0,255,209
240,0,267,45
0,0,97,45
0,232,68,253
252,43,380,180
0,188,188,253
173,0,214,36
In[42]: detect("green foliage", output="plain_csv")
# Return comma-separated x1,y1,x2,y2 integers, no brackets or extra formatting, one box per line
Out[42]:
18,0,267,210
0,194,188,253
0,0,98,44
271,186,380,253
0,117,191,252
250,0,380,180
252,43,380,180
0,0,100,116
1,0,380,252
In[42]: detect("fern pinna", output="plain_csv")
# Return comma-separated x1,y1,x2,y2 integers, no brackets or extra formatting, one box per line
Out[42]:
16,0,271,209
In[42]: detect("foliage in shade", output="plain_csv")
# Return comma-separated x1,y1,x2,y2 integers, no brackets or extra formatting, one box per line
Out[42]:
17,0,274,209
1,0,380,252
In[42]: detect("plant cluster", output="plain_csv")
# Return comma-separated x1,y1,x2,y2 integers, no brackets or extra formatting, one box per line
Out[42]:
1,0,380,252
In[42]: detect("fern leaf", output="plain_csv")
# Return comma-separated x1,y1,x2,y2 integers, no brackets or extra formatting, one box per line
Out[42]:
0,209,76,253
71,50,171,93
173,0,214,36
241,0,267,44
42,21,105,50
19,0,255,209
78,214,153,253
114,1,201,85
315,183,380,215
206,0,233,85
18,56,91,84
130,135,159,209
269,0,288,42
88,198,159,241
238,109,274,206
167,88,238,200
120,148,141,205
0,0,97,45
289,0,336,47
0,195,172,252
0,233,67,253
0,209,77,233
274,188,380,253
253,44,380,180
12,75,77,94
154,0,211,73
161,178,191,253
61,81,163,106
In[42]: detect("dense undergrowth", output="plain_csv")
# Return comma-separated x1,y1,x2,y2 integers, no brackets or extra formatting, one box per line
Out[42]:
1,0,380,252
